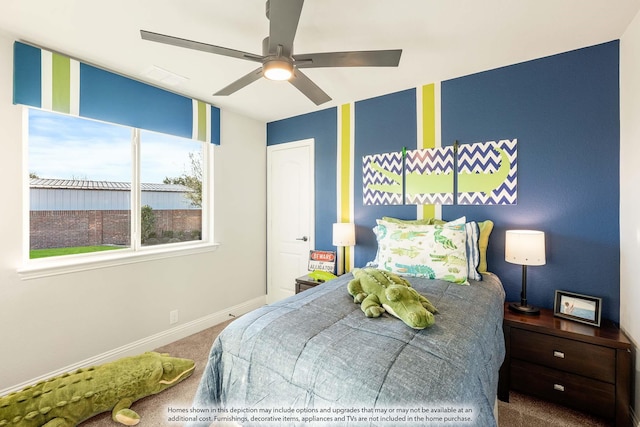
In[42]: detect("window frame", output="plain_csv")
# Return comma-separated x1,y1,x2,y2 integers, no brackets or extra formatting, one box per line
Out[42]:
19,107,218,280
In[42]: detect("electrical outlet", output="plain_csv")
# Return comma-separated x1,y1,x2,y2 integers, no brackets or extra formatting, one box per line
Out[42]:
169,310,179,325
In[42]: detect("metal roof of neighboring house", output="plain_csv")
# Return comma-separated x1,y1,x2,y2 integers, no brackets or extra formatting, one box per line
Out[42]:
30,178,191,192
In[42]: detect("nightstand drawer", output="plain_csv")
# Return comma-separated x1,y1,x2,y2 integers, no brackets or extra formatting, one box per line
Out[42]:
511,359,615,419
511,328,616,383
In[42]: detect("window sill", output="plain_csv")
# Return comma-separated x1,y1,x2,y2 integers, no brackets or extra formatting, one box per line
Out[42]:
18,242,220,280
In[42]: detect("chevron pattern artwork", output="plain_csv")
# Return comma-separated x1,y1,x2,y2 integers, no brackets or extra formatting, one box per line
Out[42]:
362,152,404,205
405,146,454,205
457,139,517,205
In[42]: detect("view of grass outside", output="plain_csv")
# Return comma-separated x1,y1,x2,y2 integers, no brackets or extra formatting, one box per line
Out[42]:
29,245,125,259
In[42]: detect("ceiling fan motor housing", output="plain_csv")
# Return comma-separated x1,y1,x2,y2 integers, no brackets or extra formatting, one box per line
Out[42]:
261,36,294,80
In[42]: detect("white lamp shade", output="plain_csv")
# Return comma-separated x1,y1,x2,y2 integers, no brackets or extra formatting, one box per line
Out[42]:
333,223,356,246
505,230,546,266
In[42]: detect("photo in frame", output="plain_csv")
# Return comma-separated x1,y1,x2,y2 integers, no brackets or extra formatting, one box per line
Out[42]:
553,290,602,327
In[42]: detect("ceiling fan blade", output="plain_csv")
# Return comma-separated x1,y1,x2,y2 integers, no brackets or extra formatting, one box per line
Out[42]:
289,69,331,105
267,0,304,56
141,30,263,63
213,67,264,96
294,49,402,68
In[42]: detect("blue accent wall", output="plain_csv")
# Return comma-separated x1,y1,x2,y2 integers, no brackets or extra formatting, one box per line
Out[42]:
267,108,338,252
354,89,417,267
267,41,621,322
442,41,620,322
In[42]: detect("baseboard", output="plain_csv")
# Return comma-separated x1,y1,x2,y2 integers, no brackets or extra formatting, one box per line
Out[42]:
0,295,266,396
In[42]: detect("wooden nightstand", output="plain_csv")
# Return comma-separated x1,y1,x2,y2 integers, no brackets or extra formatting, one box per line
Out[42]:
295,275,324,294
498,303,634,426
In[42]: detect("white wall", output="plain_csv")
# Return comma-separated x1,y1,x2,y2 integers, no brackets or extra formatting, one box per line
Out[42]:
621,10,640,424
0,33,267,391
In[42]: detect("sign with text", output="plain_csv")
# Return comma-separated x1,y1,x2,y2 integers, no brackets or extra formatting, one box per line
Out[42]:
308,250,336,272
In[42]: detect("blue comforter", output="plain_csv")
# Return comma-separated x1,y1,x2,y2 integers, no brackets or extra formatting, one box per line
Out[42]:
189,273,505,426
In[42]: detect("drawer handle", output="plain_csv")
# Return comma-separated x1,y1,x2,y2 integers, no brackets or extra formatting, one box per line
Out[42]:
553,350,565,359
553,384,565,392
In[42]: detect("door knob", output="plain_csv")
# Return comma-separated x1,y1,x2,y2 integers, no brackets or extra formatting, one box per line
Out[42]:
296,236,308,242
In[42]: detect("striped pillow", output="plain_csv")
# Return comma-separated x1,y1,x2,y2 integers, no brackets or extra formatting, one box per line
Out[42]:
465,221,482,281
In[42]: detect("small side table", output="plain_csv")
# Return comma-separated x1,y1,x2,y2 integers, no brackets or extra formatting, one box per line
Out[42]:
295,275,324,294
499,302,634,426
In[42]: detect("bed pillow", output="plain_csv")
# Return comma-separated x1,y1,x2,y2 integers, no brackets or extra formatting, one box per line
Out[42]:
431,217,482,281
465,221,482,281
477,220,494,273
368,225,382,266
375,219,469,285
369,217,438,266
433,218,490,279
381,216,437,225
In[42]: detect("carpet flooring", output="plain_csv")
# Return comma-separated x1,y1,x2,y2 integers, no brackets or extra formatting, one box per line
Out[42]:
79,319,612,427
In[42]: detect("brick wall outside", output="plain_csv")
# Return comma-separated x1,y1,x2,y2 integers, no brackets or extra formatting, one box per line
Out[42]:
30,210,201,250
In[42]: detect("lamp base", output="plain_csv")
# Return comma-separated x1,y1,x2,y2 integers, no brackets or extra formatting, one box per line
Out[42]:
508,302,540,315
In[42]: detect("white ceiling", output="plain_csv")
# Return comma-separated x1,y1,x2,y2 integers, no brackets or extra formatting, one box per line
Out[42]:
1,0,639,123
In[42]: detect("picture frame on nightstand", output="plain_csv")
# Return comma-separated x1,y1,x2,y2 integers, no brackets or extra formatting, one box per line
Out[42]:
553,290,602,327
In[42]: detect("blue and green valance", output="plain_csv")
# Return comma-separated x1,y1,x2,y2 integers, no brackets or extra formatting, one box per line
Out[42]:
13,41,220,145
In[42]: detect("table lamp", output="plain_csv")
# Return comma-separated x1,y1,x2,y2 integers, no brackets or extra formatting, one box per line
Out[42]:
333,222,356,275
505,230,546,314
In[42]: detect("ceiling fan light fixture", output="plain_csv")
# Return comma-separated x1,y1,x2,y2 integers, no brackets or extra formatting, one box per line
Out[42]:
263,59,293,81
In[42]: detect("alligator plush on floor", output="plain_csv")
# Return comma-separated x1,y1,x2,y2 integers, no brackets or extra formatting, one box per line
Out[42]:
0,352,195,426
348,267,438,329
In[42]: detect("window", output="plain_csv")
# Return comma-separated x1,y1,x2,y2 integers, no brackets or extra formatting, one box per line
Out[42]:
27,108,210,262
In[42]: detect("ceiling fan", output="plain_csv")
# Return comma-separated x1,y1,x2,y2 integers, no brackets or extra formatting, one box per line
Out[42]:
140,0,402,105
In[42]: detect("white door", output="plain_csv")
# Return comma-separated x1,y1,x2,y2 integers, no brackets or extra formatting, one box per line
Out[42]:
267,139,314,303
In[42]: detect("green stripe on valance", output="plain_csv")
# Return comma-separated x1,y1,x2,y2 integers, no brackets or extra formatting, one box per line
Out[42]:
52,53,71,113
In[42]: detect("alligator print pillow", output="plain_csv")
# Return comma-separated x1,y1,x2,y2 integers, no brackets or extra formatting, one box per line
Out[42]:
375,218,469,285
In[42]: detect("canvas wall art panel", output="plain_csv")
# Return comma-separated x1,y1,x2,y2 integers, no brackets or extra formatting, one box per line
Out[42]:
404,146,455,205
457,139,517,205
362,151,404,205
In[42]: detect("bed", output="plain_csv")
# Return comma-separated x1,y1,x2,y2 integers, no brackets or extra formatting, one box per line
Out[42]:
188,217,505,426
188,271,505,427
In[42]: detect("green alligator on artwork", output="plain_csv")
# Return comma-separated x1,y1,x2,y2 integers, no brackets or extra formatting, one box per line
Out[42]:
367,146,511,195
0,352,195,427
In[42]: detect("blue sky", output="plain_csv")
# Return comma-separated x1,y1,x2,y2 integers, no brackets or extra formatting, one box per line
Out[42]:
28,109,201,183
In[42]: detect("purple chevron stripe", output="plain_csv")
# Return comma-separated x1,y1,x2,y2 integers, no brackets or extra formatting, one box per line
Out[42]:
502,145,517,156
406,156,453,166
407,149,452,163
459,158,501,171
458,143,494,156
406,193,454,205
408,164,453,175
363,188,402,206
495,182,517,195
406,147,454,175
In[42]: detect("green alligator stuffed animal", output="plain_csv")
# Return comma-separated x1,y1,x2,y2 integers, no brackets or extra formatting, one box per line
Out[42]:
0,352,195,426
348,268,438,329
